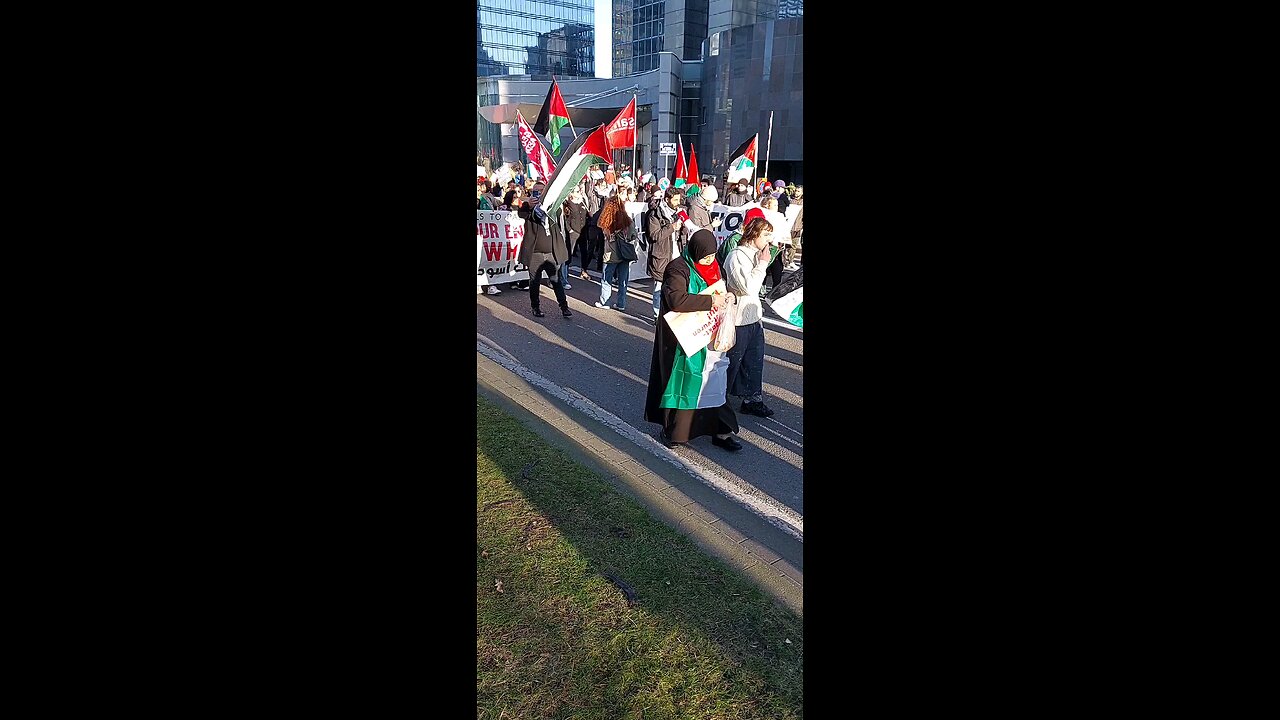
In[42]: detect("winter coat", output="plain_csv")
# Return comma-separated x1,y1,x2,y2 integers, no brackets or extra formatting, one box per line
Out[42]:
644,249,739,438
725,189,751,207
602,222,638,265
688,196,714,231
775,190,790,215
516,202,569,269
563,199,588,243
646,201,683,280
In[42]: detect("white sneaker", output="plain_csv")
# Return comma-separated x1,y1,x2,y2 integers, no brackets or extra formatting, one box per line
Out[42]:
594,301,608,308
563,283,572,290
486,286,502,295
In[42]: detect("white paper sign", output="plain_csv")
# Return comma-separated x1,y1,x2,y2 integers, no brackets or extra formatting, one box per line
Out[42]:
663,280,735,356
476,209,531,285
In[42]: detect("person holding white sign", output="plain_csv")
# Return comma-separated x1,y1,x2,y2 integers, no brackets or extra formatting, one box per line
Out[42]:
644,229,741,452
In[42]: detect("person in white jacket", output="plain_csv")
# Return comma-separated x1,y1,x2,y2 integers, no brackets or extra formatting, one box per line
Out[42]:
721,216,777,418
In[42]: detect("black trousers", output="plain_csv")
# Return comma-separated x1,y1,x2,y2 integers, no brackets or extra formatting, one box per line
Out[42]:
767,247,784,289
528,253,567,310
579,226,604,273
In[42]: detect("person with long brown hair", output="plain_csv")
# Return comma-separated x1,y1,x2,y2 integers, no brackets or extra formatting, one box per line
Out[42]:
595,196,639,312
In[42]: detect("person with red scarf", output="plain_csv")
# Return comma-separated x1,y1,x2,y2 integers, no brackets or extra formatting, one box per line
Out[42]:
644,229,742,451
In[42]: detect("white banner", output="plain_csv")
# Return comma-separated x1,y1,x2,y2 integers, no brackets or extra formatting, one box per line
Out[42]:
477,209,530,285
707,202,795,247
476,200,793,287
625,201,651,281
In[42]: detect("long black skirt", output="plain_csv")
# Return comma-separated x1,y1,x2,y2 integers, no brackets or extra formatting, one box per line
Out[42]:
660,405,738,444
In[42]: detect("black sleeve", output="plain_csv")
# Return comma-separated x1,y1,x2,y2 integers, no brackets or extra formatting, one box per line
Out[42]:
663,265,714,313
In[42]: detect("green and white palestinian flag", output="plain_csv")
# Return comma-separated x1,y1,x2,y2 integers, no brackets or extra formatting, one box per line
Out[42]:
541,124,611,224
532,80,572,157
726,134,759,184
661,247,731,409
767,266,803,328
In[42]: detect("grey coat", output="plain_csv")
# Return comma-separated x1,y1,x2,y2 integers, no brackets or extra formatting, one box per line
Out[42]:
688,196,714,231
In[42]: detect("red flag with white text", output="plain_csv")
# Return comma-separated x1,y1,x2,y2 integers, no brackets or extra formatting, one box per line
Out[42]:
515,110,556,181
603,96,636,153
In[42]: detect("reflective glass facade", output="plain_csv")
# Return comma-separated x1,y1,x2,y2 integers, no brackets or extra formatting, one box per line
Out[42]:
613,0,709,78
701,17,803,182
613,1,666,77
477,0,595,79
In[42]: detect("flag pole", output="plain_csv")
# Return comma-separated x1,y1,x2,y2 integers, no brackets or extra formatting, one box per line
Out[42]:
750,132,759,200
631,94,638,182
765,111,774,180
555,77,577,139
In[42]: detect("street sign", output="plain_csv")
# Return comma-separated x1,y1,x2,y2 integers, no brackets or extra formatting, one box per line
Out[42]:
658,143,677,156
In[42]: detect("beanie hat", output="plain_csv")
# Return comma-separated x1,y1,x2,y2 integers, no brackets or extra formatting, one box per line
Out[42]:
774,179,786,189
744,207,766,225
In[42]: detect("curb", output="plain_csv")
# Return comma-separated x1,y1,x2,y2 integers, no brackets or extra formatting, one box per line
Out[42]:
477,349,803,616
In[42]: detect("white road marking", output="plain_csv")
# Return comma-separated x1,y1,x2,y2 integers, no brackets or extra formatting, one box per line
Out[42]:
762,415,804,437
761,315,803,333
477,338,804,541
750,421,804,450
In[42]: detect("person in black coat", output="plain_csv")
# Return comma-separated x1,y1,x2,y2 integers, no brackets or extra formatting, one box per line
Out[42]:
560,187,588,288
644,229,741,451
516,184,572,318
646,189,685,318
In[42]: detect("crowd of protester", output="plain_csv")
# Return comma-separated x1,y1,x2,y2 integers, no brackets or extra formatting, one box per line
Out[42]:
478,159,803,452
477,161,802,303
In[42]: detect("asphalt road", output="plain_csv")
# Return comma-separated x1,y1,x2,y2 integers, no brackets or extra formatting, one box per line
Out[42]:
477,268,803,518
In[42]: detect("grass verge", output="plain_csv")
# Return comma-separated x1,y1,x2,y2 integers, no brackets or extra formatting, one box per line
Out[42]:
477,394,803,720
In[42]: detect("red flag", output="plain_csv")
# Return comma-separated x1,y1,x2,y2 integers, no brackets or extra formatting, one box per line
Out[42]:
603,97,636,153
674,136,687,186
686,144,700,187
515,110,556,180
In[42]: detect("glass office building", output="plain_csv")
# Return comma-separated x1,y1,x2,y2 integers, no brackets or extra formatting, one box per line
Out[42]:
701,16,803,183
613,0,666,76
477,0,595,80
613,0,709,78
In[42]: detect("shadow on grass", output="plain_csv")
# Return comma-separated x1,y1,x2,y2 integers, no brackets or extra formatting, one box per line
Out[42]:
477,395,803,720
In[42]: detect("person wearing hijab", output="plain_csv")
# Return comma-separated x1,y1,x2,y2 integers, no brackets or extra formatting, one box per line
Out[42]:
516,183,572,319
645,229,741,451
